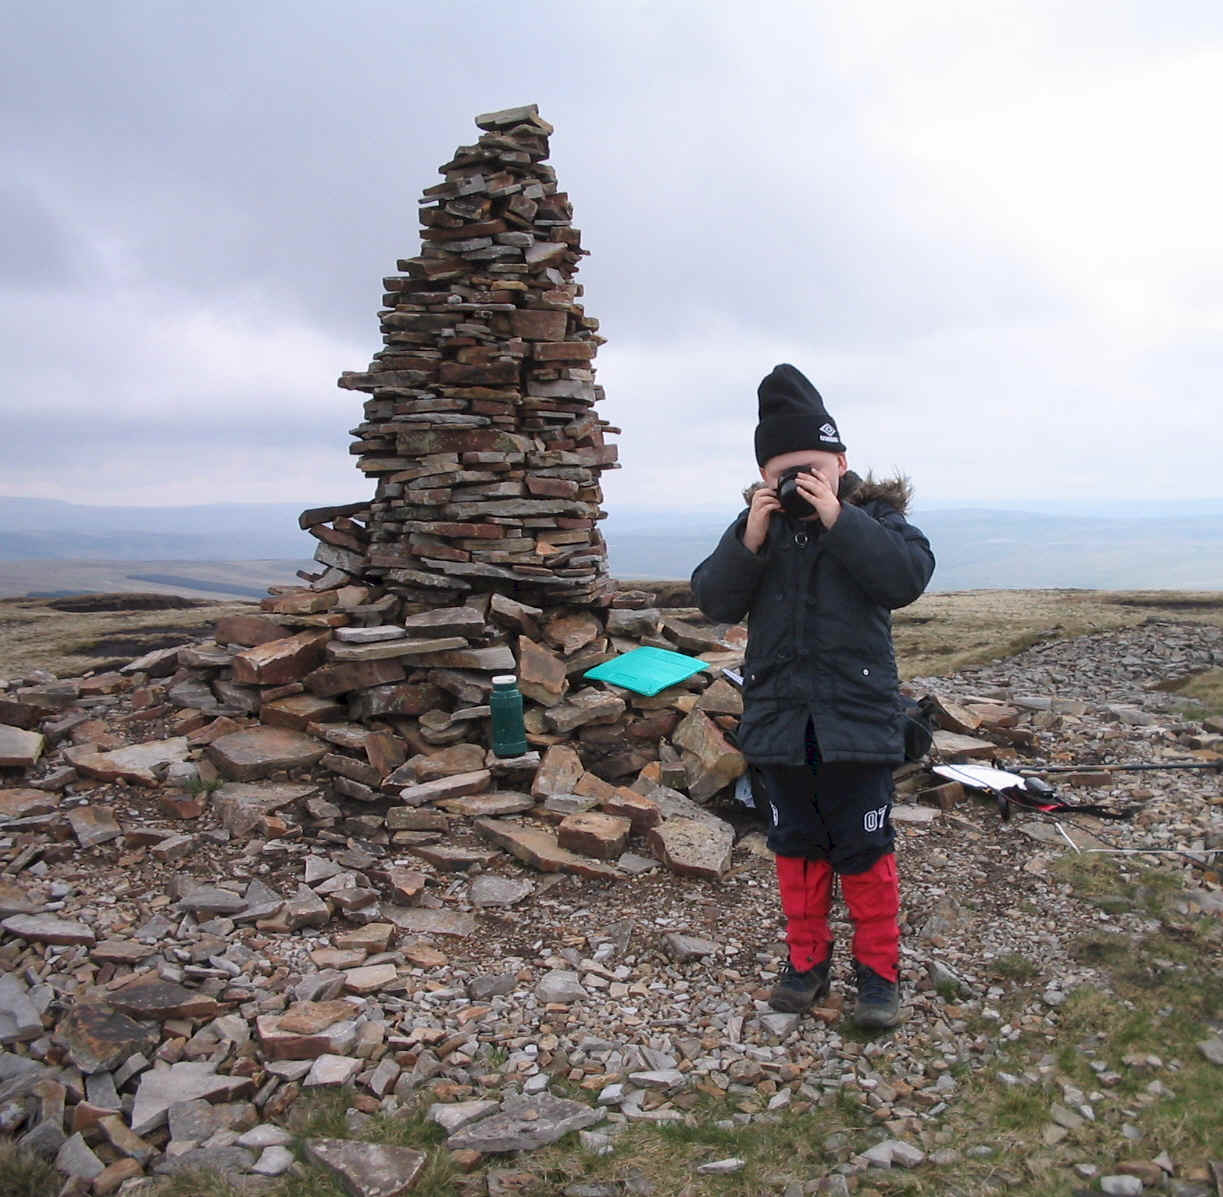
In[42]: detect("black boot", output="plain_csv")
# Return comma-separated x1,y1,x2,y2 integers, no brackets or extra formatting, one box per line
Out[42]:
852,961,901,1028
768,957,831,1013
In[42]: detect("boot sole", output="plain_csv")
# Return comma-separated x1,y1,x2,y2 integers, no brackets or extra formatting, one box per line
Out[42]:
851,1005,903,1029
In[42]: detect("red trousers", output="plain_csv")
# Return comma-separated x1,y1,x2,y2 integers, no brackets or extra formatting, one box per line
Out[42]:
775,852,899,982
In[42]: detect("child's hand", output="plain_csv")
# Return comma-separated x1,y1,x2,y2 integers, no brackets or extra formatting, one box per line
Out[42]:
795,469,841,529
743,486,781,554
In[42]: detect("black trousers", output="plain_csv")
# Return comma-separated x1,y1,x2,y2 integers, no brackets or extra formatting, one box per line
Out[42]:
756,719,895,874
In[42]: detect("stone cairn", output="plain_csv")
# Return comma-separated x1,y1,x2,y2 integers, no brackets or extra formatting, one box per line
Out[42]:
177,105,752,877
315,101,617,610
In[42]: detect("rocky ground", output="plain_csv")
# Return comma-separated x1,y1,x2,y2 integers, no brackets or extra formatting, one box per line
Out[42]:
1,617,1221,1196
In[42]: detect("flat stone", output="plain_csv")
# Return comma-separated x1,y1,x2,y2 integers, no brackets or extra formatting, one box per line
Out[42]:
672,709,746,801
343,964,399,995
536,970,587,1003
56,1131,105,1180
256,1014,359,1062
305,1137,426,1197
662,933,718,962
436,791,535,817
469,875,534,907
232,631,331,686
518,636,568,706
407,743,486,781
177,884,248,916
383,908,476,938
473,818,620,881
130,1061,253,1135
109,979,219,1021
2,913,94,946
335,924,395,952
430,1099,501,1134
544,689,626,734
252,1145,295,1176
694,678,743,716
0,724,45,768
212,781,314,836
409,844,501,871
557,811,631,860
262,694,346,731
0,788,59,819
55,1002,160,1073
397,770,491,806
334,625,408,644
648,817,734,880
66,805,122,849
1198,1037,1223,1066
153,1145,255,1176
305,1054,363,1087
326,636,467,662
0,973,42,1044
531,744,584,798
207,727,325,781
446,1093,603,1153
931,730,997,761
601,786,662,830
402,606,488,637
697,1157,746,1175
891,804,940,825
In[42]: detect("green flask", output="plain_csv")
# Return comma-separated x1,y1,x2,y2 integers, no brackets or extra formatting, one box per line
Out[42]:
490,673,527,758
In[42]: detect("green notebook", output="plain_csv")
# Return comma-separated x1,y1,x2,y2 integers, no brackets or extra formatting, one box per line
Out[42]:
583,645,709,696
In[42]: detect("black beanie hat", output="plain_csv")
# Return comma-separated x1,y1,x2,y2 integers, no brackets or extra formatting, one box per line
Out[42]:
754,363,846,466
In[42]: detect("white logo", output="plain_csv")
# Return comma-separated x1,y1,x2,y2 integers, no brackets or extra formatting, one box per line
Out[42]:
863,805,889,833
820,422,838,441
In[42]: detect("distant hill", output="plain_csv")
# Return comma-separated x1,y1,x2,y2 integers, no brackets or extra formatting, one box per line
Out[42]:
2,495,1222,595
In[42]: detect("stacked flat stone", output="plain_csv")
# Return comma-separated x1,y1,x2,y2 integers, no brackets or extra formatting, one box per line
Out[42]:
323,104,617,611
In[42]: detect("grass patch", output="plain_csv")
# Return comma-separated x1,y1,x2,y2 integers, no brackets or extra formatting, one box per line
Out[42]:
0,1140,58,1197
992,952,1040,982
1166,666,1223,718
891,588,1223,679
157,1169,249,1196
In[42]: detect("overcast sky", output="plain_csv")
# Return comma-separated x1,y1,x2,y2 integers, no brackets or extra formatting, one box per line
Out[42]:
2,1,1220,518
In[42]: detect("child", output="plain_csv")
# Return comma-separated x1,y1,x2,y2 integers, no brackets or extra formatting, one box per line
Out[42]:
691,364,934,1027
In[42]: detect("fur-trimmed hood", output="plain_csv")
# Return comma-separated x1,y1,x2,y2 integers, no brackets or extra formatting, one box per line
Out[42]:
741,470,913,515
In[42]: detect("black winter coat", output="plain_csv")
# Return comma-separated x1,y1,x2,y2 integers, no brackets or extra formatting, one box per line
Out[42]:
690,473,935,766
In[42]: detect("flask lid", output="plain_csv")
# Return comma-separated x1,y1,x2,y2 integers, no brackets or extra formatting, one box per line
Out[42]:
491,674,518,687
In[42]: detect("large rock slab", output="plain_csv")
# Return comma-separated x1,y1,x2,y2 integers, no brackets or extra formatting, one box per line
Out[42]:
66,737,190,786
261,694,346,731
544,688,626,734
207,728,326,781
673,709,746,801
518,635,568,706
446,1092,603,1153
396,770,491,806
383,908,476,938
648,817,734,880
305,1138,426,1197
108,979,219,1021
66,805,122,849
473,819,619,881
232,630,332,686
932,730,997,761
557,811,631,860
0,724,45,768
54,1002,160,1073
130,1061,254,1135
305,658,407,698
0,973,42,1044
212,782,315,836
531,744,583,798
2,913,94,945
0,788,59,819
326,636,468,662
